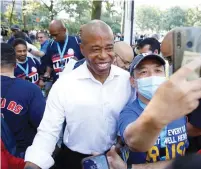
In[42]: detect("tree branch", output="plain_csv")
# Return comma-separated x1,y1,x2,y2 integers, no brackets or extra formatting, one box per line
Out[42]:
39,0,50,10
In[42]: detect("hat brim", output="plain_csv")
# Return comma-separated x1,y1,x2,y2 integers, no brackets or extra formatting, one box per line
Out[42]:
133,54,166,69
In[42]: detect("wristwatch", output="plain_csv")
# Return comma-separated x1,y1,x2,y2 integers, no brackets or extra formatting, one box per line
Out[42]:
127,164,132,169
28,48,32,52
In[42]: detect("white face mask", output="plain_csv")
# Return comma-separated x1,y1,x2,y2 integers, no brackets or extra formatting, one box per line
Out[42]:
137,76,167,100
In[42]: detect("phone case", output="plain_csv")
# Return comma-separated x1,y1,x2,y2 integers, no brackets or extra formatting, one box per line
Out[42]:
82,154,109,169
173,27,201,79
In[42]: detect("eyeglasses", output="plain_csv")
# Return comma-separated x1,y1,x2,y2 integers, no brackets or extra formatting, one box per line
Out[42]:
38,37,43,39
115,53,131,66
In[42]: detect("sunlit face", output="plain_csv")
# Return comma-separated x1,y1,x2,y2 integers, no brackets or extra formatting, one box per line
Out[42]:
81,31,115,77
49,26,66,42
113,53,132,70
130,58,165,88
15,44,27,62
37,33,47,44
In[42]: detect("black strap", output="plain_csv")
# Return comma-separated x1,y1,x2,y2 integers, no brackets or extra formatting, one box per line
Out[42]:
1,78,15,104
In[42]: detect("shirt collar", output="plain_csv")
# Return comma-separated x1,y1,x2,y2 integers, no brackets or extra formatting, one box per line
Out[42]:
76,61,122,82
41,40,48,46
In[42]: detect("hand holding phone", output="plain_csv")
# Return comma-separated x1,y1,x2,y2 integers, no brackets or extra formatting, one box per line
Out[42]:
82,154,109,169
173,27,201,80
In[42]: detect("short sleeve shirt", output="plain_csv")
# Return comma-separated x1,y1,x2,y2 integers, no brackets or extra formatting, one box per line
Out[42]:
14,57,40,85
118,99,188,164
44,36,83,82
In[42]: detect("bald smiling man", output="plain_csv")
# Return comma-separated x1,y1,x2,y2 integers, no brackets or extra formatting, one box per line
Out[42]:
24,20,132,169
113,41,134,70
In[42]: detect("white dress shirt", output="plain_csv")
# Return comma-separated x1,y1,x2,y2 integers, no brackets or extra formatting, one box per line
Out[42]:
25,62,131,169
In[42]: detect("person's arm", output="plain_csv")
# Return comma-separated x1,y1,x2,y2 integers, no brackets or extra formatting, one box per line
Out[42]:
43,45,53,77
124,58,201,152
44,66,53,77
29,49,45,57
132,161,172,169
24,81,65,169
28,85,46,128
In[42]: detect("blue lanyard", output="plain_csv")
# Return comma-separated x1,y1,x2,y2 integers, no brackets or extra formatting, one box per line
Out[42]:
56,35,68,70
17,58,29,76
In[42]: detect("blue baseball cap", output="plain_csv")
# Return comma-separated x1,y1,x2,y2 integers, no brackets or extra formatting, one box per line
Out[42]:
129,53,166,75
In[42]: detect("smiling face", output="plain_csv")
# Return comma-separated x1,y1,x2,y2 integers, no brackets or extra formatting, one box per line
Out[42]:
80,29,115,80
37,32,48,44
15,44,27,62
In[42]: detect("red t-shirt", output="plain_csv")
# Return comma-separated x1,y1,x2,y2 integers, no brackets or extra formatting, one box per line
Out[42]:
1,140,25,169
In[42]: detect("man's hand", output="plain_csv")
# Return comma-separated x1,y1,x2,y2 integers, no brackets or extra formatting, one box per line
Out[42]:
44,72,50,78
24,162,41,169
38,80,45,88
148,57,201,127
106,146,127,169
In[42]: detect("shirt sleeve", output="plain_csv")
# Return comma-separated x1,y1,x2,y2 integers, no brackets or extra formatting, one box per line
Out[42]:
188,101,201,129
26,37,32,44
33,58,41,76
25,81,65,169
28,85,46,128
118,104,139,142
40,41,49,54
44,44,53,68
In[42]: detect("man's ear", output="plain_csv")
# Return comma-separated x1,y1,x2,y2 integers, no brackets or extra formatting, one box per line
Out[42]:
130,76,136,88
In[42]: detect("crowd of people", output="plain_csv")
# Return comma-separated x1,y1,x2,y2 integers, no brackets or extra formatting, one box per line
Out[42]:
1,19,201,169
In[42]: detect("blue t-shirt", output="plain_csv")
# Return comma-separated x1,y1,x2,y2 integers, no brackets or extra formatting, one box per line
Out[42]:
40,40,49,54
44,36,84,82
1,76,45,154
14,57,40,85
118,99,188,164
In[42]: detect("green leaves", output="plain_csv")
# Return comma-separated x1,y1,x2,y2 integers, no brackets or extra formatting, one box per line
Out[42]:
136,5,201,32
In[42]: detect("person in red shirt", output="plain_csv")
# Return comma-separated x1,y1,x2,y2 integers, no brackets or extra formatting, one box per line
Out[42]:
1,140,25,169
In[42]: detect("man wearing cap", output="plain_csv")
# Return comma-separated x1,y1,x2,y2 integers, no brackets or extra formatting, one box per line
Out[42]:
7,25,32,45
118,53,188,167
113,41,134,71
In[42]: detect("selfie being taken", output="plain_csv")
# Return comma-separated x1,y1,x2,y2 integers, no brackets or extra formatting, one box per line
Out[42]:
1,0,201,169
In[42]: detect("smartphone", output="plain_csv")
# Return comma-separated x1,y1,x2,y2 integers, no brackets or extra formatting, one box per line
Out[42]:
82,154,109,169
172,27,201,80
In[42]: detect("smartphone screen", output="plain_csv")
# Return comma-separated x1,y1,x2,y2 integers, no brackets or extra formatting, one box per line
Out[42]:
82,154,109,169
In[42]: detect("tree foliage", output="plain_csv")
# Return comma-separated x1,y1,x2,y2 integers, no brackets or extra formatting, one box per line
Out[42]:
3,0,200,34
136,5,201,32
91,0,102,19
